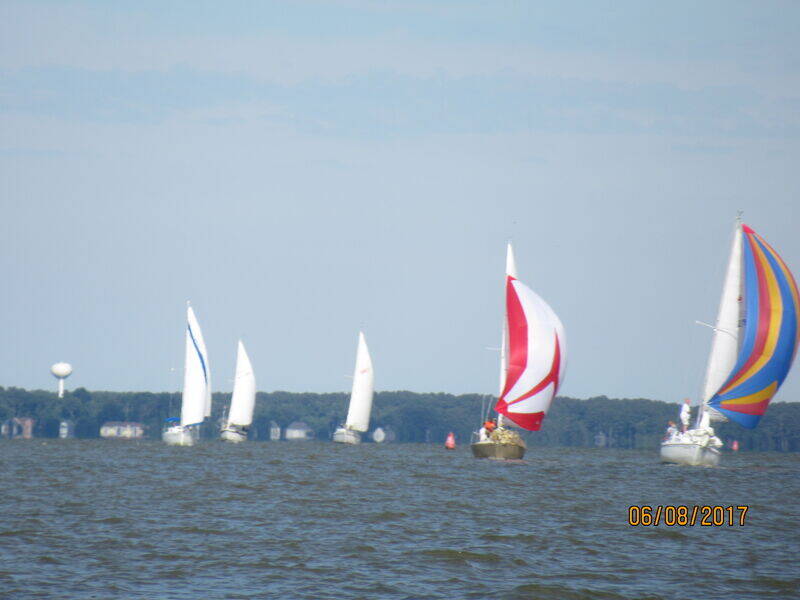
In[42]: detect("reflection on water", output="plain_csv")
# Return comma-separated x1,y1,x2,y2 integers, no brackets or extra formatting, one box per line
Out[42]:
0,440,797,599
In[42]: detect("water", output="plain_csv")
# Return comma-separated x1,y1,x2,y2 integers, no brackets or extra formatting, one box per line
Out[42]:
1,441,798,599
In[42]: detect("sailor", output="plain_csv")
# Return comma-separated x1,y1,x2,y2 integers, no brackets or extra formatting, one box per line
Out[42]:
483,419,497,434
665,421,678,440
679,398,691,432
478,426,488,442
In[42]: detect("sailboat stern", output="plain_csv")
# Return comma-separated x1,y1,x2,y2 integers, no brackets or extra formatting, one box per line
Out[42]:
660,441,720,467
470,428,526,459
220,424,249,443
332,427,361,444
162,425,198,446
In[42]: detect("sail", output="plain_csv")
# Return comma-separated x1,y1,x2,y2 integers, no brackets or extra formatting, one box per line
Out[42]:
701,222,745,405
180,305,212,427
499,242,518,395
495,276,566,430
707,224,799,428
227,340,256,427
345,331,374,432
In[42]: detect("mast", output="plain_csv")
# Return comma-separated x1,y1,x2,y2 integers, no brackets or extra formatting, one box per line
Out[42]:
497,242,518,427
698,217,744,424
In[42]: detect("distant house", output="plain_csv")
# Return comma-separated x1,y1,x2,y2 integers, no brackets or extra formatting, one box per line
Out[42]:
285,421,314,441
371,426,396,443
59,420,75,439
100,422,145,439
269,421,282,441
1,417,36,439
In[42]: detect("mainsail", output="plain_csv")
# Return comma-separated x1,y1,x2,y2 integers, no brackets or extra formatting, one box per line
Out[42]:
181,304,212,427
706,224,799,428
227,340,255,428
495,273,567,431
345,332,374,433
701,222,745,405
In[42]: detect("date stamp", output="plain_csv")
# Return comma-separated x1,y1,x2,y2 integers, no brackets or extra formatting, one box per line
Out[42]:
628,505,749,526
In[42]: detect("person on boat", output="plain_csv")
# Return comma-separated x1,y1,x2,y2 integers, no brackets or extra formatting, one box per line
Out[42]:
478,426,488,442
679,398,691,432
484,419,496,434
665,421,678,440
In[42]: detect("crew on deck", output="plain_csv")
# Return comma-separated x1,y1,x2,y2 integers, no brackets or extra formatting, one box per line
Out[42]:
680,398,691,432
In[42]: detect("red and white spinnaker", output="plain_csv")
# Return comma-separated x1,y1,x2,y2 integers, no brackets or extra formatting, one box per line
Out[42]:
495,256,566,431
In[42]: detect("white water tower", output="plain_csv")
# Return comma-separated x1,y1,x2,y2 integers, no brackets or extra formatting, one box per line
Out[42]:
51,362,73,398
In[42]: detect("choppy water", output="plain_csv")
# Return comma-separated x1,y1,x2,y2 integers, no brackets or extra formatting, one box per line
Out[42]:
1,441,798,599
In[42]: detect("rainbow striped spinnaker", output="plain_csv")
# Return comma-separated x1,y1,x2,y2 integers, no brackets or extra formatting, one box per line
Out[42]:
704,223,799,428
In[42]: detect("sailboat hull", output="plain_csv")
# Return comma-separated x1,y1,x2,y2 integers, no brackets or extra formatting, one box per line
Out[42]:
660,442,720,467
332,428,361,444
162,426,197,446
470,441,525,460
220,427,248,443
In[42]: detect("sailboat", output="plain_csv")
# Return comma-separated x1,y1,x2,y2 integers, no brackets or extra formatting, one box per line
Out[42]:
220,341,256,443
661,220,799,466
471,243,567,459
163,303,212,446
333,332,374,445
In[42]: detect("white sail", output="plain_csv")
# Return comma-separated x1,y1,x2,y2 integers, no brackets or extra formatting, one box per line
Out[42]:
345,331,374,432
701,221,744,405
227,340,256,427
180,304,212,427
499,242,518,396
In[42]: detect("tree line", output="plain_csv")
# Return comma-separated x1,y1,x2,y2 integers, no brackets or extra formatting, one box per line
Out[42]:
0,386,798,451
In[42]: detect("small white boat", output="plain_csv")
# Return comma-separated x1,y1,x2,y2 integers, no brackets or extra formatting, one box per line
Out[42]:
661,219,798,466
164,303,212,446
333,332,374,445
471,243,567,459
220,341,256,443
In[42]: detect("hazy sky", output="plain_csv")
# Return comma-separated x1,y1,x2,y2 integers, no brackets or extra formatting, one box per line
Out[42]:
2,1,799,404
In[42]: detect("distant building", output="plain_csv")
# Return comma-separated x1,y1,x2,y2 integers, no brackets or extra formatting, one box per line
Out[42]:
371,426,396,443
285,421,314,441
100,422,145,439
2,417,35,439
594,431,608,448
269,421,282,441
59,420,75,439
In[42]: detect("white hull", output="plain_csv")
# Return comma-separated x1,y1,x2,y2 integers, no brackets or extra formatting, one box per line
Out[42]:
162,426,197,446
660,442,720,467
332,428,361,445
220,427,248,443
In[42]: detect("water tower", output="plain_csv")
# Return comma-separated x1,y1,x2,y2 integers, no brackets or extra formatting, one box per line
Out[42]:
51,362,73,398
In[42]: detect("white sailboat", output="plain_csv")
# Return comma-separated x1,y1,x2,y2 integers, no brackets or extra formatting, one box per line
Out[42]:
661,219,799,466
333,332,374,445
163,304,212,446
471,243,567,459
220,340,256,443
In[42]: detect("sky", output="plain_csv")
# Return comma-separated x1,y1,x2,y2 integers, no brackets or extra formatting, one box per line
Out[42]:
1,1,799,404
